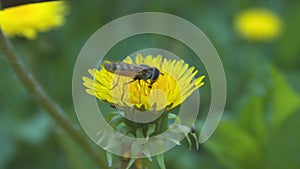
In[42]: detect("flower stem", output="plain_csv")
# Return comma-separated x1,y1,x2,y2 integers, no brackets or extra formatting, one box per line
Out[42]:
0,31,108,169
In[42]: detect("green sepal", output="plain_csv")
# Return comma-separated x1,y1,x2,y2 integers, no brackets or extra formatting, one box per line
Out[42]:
136,128,144,138
185,134,192,150
103,132,123,150
191,133,199,150
125,158,136,169
106,152,113,167
146,124,156,140
157,154,166,169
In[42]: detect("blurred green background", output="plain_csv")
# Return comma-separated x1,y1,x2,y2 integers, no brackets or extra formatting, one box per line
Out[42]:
1,0,300,169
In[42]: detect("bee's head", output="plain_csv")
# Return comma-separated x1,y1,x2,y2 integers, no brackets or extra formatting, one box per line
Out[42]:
150,67,160,82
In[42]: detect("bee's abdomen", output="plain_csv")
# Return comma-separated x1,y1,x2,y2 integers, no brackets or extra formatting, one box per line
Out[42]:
103,62,137,77
104,63,117,72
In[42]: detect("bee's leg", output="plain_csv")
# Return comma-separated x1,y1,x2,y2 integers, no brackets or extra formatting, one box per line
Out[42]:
121,79,136,103
110,104,115,108
110,76,120,90
147,81,153,89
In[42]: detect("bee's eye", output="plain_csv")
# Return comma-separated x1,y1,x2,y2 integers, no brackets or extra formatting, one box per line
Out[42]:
151,68,160,81
111,63,117,70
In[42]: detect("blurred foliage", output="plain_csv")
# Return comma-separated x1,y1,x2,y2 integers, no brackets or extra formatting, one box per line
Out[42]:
204,66,300,169
1,0,300,169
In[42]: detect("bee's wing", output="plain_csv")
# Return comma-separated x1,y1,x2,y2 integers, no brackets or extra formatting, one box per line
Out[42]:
112,62,146,77
103,61,151,78
136,64,151,71
118,62,149,71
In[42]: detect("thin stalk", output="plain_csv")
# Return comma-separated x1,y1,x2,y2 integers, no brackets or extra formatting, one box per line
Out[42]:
0,30,108,169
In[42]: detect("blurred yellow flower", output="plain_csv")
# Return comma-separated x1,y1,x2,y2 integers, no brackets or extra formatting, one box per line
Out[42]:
0,1,67,39
234,8,282,41
82,54,205,111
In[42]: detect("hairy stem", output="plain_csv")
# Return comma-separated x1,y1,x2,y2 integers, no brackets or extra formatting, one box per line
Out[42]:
0,31,108,169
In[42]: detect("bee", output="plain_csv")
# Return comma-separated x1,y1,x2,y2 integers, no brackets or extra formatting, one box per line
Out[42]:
102,61,164,101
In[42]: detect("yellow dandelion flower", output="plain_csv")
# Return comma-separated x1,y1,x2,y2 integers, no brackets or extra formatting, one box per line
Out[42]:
0,1,67,39
82,54,205,112
234,8,283,41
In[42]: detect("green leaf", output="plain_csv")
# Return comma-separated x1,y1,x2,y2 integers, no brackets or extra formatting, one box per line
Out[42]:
265,110,300,169
204,121,262,169
239,95,266,144
276,4,300,68
0,113,17,169
269,65,300,128
17,112,52,145
57,132,97,169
